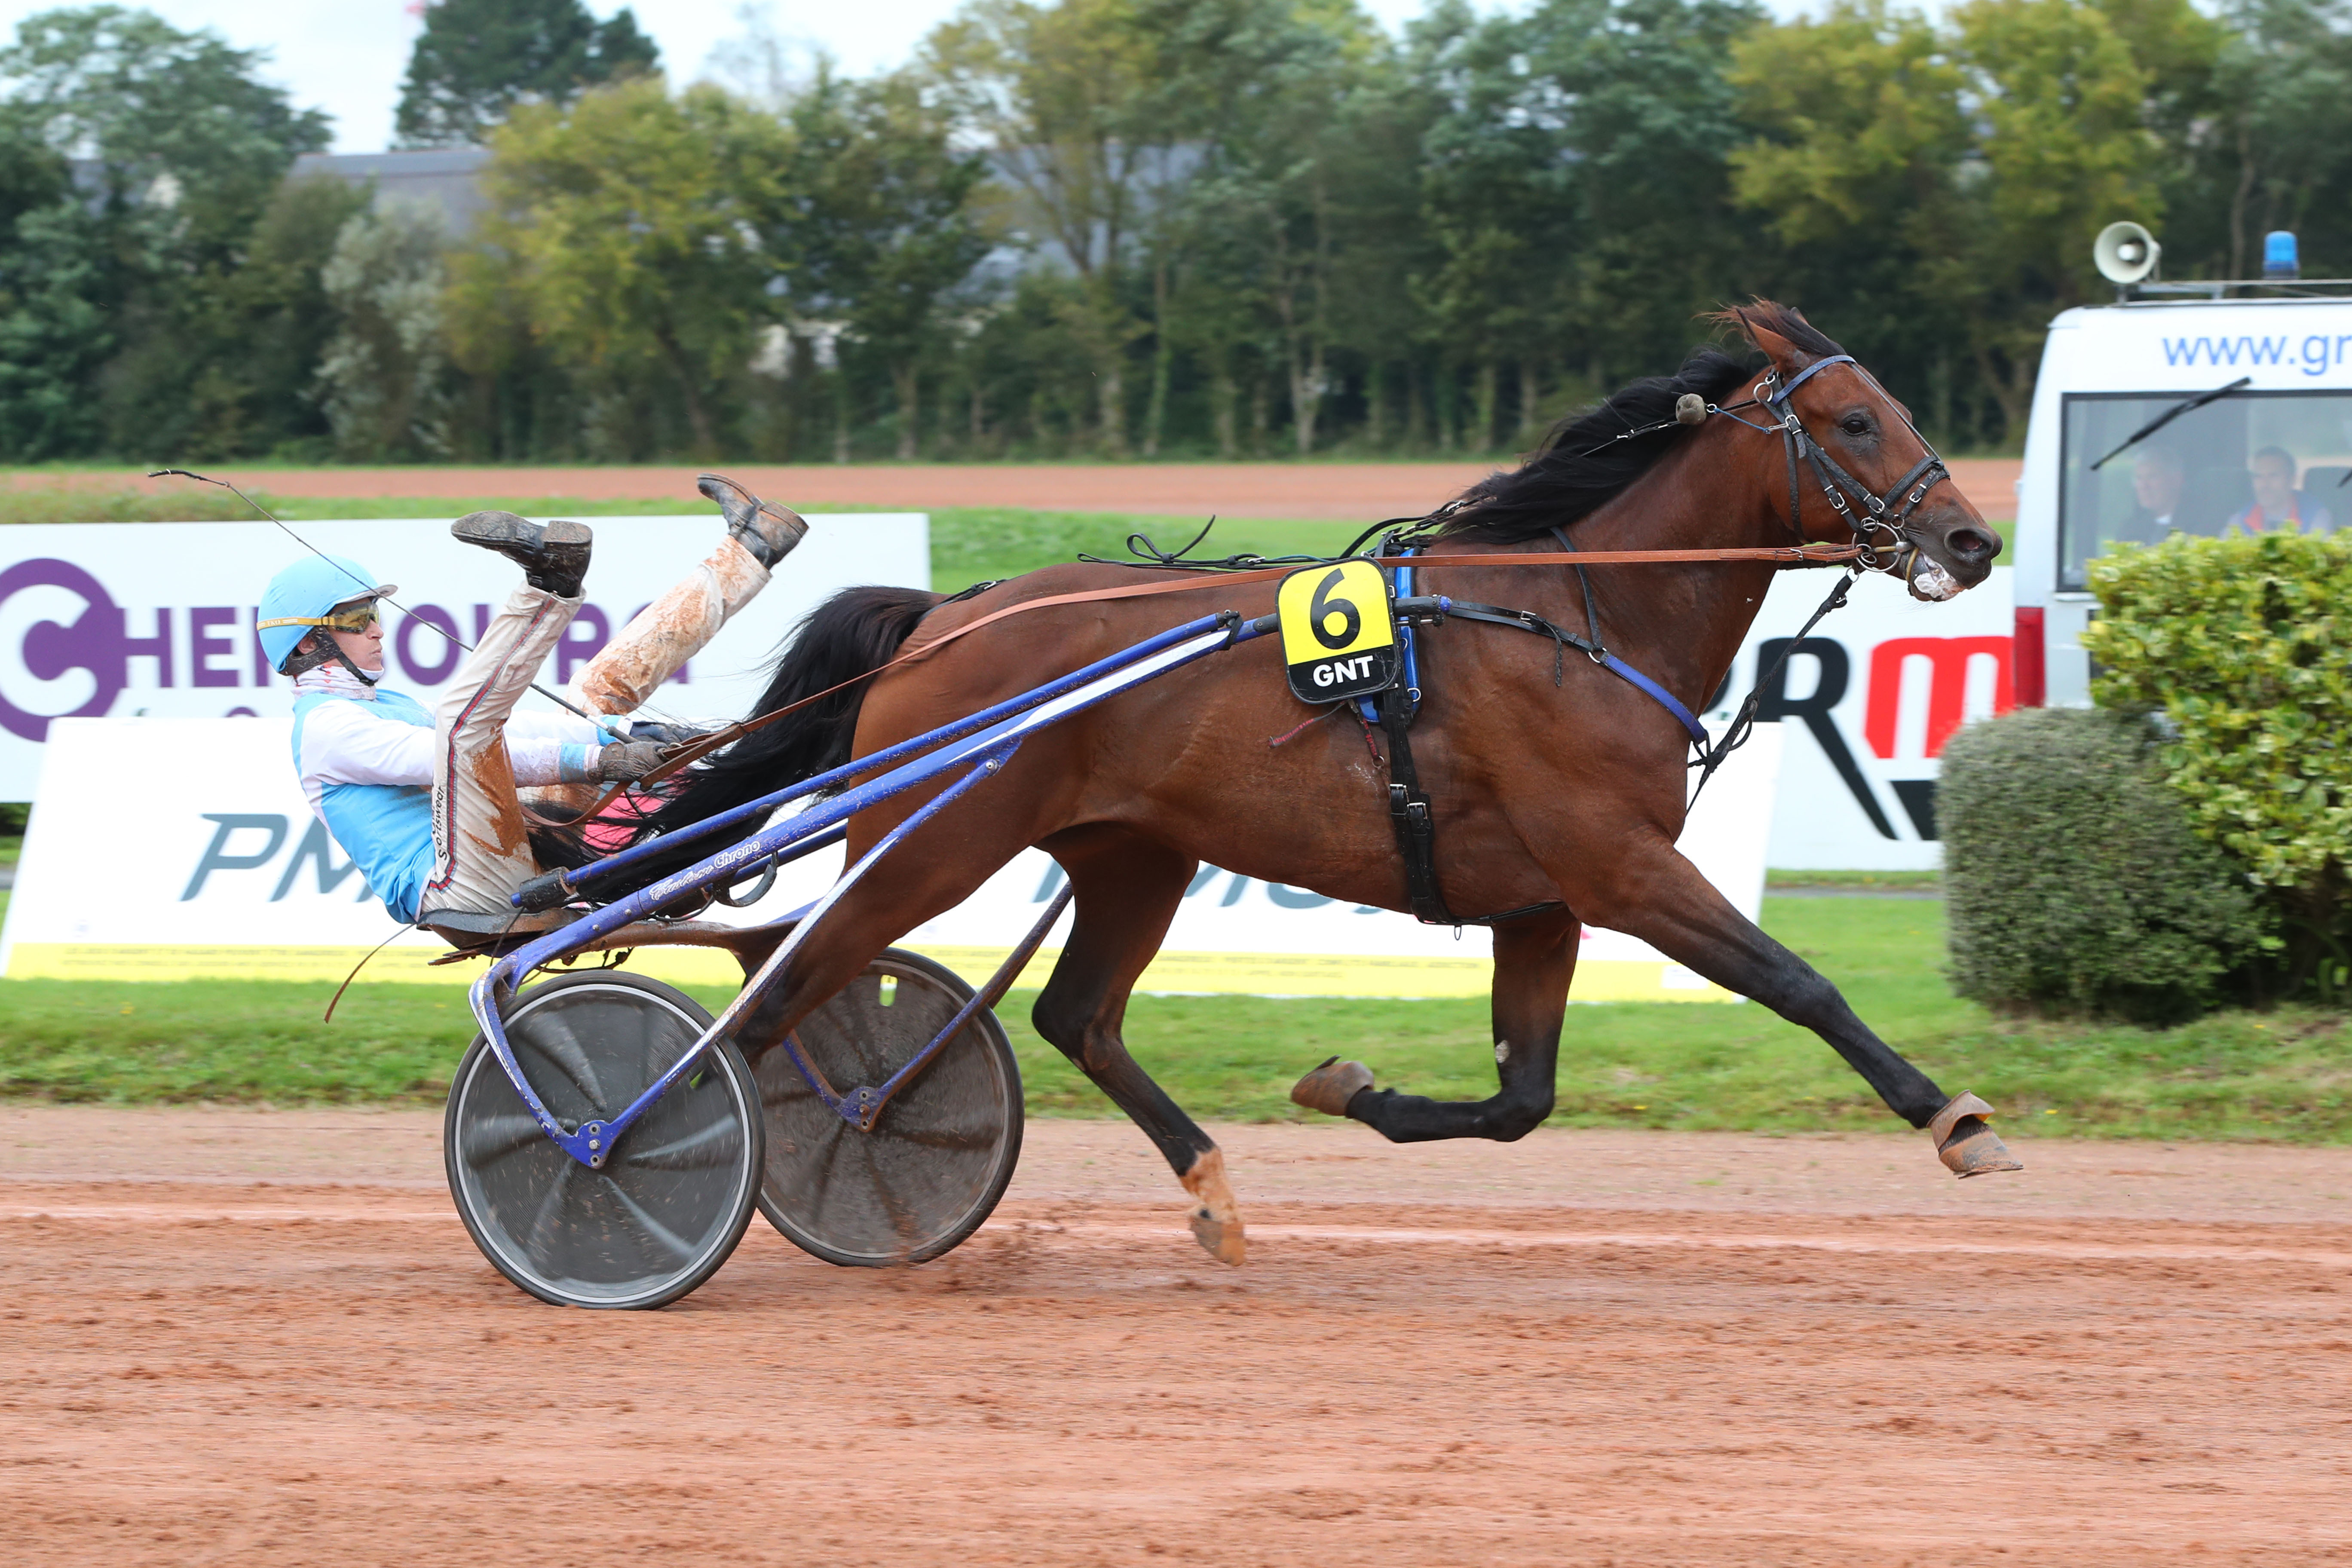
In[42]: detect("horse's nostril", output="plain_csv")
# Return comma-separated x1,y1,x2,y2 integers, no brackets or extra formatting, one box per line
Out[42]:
1948,528,1997,561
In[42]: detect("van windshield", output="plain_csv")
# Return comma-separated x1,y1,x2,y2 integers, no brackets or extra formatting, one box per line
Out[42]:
2059,389,2352,589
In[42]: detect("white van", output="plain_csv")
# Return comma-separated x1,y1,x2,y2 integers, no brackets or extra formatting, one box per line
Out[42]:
2014,283,2352,706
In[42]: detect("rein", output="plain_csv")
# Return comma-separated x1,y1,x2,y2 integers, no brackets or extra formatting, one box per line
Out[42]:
579,541,1864,817
595,355,1960,821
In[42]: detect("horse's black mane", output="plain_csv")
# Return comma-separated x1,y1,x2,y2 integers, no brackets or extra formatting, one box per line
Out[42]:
1439,302,1847,545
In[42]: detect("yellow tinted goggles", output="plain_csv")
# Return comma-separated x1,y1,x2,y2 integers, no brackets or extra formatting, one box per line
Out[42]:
259,603,380,634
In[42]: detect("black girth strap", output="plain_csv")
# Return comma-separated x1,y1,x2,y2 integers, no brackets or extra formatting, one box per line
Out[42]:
1375,681,1449,925
1370,539,1568,930
1374,683,1562,928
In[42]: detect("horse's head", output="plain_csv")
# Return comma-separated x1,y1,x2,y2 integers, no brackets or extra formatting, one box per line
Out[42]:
1724,303,1999,600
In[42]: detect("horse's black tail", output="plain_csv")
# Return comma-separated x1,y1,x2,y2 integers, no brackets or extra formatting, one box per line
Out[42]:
619,585,942,870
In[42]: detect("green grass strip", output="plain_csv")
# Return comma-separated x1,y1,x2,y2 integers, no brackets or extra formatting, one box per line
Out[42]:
4,899,2346,1140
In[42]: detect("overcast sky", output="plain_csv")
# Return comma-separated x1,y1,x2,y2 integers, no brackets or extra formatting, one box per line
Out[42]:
0,0,1513,152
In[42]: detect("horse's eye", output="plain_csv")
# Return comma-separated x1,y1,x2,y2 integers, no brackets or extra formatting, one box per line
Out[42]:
1840,414,1871,437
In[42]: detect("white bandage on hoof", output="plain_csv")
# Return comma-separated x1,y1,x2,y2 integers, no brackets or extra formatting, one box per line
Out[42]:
1290,1057,1374,1118
1928,1091,2025,1179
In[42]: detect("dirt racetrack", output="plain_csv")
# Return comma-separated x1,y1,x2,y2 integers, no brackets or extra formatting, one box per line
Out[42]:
32,457,2027,522
3,1109,2345,1566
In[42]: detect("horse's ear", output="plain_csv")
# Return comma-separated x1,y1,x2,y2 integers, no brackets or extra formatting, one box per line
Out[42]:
1716,301,1815,377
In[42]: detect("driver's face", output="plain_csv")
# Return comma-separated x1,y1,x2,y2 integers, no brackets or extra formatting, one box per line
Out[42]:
2252,454,2297,514
330,621,385,672
2134,457,2184,514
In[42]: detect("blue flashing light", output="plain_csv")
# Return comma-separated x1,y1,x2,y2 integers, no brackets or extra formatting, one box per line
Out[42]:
2264,230,2300,280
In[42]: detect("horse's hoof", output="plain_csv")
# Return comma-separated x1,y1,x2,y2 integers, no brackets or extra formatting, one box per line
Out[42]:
1179,1146,1246,1266
1929,1091,2024,1179
1189,1207,1247,1266
1291,1057,1373,1117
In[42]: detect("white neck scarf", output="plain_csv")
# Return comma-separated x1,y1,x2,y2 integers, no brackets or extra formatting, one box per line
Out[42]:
294,662,381,702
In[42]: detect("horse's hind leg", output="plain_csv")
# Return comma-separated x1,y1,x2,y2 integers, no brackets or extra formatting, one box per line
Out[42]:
1294,910,1581,1143
1028,826,1246,1265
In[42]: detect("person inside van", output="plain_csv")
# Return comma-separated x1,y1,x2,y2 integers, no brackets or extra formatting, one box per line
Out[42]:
2116,444,2187,544
2228,446,2334,533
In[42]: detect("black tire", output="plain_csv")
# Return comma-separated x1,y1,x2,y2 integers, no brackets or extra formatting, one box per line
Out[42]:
444,971,763,1310
753,948,1023,1267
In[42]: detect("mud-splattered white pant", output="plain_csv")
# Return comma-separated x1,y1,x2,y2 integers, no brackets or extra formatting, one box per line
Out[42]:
421,537,771,919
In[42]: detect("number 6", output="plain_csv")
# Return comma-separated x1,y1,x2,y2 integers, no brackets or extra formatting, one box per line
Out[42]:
1308,568,1360,651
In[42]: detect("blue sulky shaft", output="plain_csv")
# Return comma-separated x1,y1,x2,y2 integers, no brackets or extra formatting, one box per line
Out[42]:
468,609,1271,1168
530,610,1253,906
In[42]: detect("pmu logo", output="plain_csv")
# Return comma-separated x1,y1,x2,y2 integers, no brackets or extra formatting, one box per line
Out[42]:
1754,634,2012,839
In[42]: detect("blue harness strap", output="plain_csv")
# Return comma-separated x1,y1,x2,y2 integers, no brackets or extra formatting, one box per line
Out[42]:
1344,537,1708,927
1364,542,1708,744
1595,651,1710,744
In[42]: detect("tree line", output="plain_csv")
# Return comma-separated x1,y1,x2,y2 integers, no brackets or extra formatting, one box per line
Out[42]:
3,0,2349,467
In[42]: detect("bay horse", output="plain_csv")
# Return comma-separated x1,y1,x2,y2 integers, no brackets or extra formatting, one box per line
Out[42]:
638,303,2016,1263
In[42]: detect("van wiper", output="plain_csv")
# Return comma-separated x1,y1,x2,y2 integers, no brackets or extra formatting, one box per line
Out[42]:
2089,376,2253,470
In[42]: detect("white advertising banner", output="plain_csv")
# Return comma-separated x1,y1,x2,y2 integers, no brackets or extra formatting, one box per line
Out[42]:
1710,565,2017,871
0,512,930,800
3,517,2000,873
0,717,1782,1002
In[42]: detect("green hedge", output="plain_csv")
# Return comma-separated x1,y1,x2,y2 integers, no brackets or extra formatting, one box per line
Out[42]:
1941,707,2263,1022
2082,530,2352,998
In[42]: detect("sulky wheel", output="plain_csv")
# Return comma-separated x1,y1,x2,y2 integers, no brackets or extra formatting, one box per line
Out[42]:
444,971,764,1310
753,948,1023,1268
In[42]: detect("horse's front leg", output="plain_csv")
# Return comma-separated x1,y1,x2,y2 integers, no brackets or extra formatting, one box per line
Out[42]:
1581,836,2021,1177
1293,911,1580,1142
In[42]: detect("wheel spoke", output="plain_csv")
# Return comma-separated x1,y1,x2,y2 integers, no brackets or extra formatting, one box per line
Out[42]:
461,1110,552,1167
603,1180,700,1265
878,1121,1001,1153
521,1160,577,1267
760,1064,817,1110
794,1116,849,1233
855,1138,926,1252
619,1115,743,1172
525,1011,609,1113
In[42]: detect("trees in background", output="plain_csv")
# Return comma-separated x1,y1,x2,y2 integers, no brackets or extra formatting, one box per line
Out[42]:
9,0,2352,466
0,5,334,459
318,204,457,460
926,0,1172,454
765,70,992,460
395,0,659,148
453,80,784,457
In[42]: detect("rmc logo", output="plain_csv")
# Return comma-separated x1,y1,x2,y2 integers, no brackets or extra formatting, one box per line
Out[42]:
1752,634,2013,839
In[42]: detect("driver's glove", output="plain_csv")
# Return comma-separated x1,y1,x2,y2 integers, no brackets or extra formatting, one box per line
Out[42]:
595,741,668,782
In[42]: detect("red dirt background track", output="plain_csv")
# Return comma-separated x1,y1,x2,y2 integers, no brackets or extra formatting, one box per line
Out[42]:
3,1108,2345,1565
15,459,2026,521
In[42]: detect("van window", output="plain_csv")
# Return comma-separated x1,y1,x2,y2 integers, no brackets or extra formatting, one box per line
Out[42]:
2058,389,2352,589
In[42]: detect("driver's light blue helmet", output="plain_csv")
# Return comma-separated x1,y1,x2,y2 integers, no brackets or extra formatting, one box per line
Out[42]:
256,555,397,673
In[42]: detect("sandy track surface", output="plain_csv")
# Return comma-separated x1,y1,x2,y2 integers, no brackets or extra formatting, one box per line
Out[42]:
23,458,2026,522
4,1110,2344,1565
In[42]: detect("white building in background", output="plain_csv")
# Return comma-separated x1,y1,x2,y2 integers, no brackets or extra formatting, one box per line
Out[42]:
288,148,493,235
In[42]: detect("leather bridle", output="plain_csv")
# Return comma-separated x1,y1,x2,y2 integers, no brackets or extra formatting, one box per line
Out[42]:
1722,353,1955,592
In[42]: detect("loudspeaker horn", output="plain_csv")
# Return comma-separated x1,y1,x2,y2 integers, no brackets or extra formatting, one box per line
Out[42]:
2095,221,2160,285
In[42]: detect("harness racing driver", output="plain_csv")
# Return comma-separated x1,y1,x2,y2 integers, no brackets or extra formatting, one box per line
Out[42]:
254,476,807,941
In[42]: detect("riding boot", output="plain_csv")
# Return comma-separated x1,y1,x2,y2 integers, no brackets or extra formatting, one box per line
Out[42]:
452,512,593,598
697,473,809,568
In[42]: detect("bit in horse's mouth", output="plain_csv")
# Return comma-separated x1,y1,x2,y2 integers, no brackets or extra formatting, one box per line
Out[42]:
1907,557,1966,601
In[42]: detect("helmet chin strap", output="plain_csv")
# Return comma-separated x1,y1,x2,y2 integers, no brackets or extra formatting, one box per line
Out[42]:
282,634,382,685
